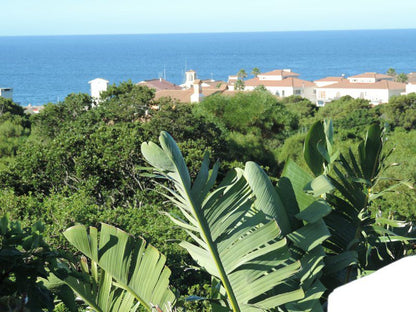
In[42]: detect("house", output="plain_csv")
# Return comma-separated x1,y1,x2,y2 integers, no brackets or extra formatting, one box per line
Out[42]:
227,75,238,90
88,78,109,101
314,76,346,87
346,72,394,83
155,79,204,103
243,69,316,101
256,69,300,80
137,78,182,91
403,82,416,95
315,72,405,106
0,87,13,100
153,69,229,103
407,72,416,83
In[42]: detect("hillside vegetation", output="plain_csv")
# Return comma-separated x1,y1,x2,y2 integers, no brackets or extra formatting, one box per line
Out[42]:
1,86,415,311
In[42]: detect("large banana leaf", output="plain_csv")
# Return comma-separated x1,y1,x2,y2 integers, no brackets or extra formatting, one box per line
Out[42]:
303,121,326,176
141,132,304,312
48,262,139,312
62,223,175,312
245,161,331,312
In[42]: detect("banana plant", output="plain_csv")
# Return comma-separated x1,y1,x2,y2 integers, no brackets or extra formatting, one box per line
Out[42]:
57,223,176,312
303,120,414,292
141,132,305,312
244,160,332,312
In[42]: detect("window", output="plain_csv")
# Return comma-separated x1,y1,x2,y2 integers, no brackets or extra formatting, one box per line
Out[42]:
294,90,301,95
282,90,285,97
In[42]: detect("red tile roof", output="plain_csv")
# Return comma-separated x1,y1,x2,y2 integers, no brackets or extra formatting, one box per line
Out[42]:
202,80,228,90
154,86,227,103
348,72,392,79
315,76,346,82
320,80,406,90
407,73,416,83
137,79,182,91
245,77,315,88
259,70,300,77
154,89,193,103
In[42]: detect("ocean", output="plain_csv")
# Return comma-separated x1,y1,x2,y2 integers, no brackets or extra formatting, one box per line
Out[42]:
0,29,415,106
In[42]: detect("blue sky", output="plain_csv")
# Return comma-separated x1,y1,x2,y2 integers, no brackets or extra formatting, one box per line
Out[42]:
2,0,416,36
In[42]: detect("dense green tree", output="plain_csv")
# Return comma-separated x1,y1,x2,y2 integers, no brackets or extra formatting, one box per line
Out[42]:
0,216,61,311
98,83,155,123
0,98,25,118
314,96,378,139
281,95,317,128
382,93,416,130
30,93,93,139
195,91,298,174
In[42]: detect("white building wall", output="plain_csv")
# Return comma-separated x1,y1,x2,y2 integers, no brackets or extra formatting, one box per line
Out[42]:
89,79,109,101
405,83,416,95
245,85,294,97
245,85,315,101
190,82,203,103
348,77,377,83
183,71,196,89
314,81,339,87
258,75,283,81
302,86,316,102
316,87,392,106
388,89,404,100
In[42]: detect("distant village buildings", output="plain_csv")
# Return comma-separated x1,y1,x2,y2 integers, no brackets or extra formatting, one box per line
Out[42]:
87,69,416,107
314,73,405,106
150,70,229,103
242,69,316,101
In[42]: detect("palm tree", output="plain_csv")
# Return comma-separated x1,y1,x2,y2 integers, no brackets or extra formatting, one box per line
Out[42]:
396,73,408,83
386,68,397,77
251,67,261,78
237,69,247,80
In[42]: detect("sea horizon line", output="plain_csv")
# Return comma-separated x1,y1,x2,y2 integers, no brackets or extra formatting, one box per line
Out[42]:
1,27,415,38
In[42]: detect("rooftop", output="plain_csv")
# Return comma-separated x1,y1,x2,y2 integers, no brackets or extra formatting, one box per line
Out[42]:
137,78,182,91
245,77,315,88
319,80,406,90
314,76,346,82
154,89,193,103
348,72,392,79
88,78,109,83
259,69,300,77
